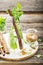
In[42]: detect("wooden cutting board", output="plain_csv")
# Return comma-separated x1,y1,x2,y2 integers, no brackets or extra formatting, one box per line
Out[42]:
0,32,38,61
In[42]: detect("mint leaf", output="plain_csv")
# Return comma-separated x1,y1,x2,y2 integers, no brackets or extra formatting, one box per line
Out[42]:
10,30,18,49
10,41,17,49
23,39,28,44
38,39,42,42
0,17,6,31
17,3,22,10
36,54,41,58
16,23,23,38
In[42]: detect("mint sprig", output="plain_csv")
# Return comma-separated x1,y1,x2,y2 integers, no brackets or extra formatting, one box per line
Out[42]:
0,17,6,31
12,3,23,39
12,3,23,22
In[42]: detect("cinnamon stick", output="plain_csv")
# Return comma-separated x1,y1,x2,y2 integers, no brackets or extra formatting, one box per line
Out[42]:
0,42,5,56
0,48,5,56
13,18,23,49
8,10,23,49
0,32,10,54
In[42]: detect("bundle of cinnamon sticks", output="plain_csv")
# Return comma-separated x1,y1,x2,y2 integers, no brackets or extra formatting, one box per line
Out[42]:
0,32,10,56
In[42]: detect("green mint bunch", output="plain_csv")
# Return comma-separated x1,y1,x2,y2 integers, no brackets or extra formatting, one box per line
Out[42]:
0,17,6,31
12,3,23,22
12,3,23,38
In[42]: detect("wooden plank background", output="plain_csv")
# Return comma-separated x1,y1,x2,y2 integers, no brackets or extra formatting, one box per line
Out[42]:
6,14,43,37
0,0,43,12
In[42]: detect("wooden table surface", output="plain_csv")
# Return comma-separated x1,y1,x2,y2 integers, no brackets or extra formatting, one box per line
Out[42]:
0,0,43,65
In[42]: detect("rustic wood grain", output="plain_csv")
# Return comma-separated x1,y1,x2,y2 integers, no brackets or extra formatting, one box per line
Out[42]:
0,0,43,11
20,14,43,23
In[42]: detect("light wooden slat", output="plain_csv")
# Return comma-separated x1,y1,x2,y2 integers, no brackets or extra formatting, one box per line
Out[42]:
20,23,43,28
20,14,43,23
0,0,43,11
6,22,43,36
5,14,43,23
6,23,43,28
